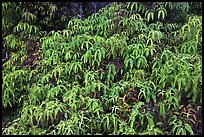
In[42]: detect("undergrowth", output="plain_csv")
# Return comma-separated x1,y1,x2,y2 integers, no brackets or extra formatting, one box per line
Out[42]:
2,2,202,135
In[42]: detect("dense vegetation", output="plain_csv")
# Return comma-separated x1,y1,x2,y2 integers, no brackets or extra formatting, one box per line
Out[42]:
2,2,202,135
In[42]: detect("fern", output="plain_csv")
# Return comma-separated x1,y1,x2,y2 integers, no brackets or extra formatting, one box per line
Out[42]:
2,2,202,135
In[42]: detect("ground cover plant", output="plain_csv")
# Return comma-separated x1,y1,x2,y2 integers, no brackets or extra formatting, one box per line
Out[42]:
2,2,202,135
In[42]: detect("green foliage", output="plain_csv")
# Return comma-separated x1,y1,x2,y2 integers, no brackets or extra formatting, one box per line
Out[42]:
2,2,202,135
